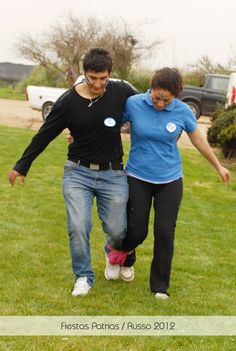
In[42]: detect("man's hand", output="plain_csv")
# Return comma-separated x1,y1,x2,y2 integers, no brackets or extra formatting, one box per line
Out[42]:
8,170,25,187
67,133,74,144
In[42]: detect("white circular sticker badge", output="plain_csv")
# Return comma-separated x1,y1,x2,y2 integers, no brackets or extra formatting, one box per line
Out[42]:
104,117,116,127
166,122,177,133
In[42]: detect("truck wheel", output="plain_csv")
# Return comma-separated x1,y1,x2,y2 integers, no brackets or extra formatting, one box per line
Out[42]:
185,101,201,119
42,102,53,121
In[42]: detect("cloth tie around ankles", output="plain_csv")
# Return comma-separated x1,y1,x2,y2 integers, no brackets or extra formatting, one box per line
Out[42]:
107,244,130,265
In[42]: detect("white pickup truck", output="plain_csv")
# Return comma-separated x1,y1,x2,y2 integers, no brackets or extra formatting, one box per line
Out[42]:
26,85,67,120
26,76,84,120
225,72,236,108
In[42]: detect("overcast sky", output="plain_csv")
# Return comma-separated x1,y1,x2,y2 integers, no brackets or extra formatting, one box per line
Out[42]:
1,0,235,70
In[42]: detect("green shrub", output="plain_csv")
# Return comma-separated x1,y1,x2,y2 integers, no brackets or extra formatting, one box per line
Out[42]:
219,123,236,154
182,71,205,86
126,69,152,92
207,104,236,157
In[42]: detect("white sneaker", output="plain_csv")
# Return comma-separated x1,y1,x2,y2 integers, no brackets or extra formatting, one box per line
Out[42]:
104,255,120,280
72,277,91,296
120,266,134,282
155,292,169,300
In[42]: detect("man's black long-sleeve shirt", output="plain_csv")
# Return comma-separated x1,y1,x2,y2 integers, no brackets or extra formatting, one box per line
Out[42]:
14,80,136,176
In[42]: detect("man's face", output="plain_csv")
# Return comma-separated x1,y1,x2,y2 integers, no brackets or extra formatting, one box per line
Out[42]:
85,70,110,95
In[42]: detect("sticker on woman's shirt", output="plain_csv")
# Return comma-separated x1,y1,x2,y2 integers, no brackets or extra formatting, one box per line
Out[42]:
104,117,116,127
166,122,177,133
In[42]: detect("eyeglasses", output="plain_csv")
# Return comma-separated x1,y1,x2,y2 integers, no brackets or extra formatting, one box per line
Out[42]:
150,94,173,105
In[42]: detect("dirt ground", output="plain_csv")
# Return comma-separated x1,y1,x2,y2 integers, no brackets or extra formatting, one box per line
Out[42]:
0,98,211,148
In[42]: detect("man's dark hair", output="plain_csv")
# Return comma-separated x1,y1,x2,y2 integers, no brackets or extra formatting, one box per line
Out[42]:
151,67,183,97
83,48,113,73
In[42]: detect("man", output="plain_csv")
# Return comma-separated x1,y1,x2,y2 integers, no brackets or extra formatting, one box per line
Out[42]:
9,48,137,296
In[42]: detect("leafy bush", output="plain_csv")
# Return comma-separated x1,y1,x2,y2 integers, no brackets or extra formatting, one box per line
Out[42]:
182,71,205,87
207,104,236,157
126,68,152,92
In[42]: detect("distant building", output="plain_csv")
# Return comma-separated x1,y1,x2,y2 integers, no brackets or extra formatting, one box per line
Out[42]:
0,62,34,84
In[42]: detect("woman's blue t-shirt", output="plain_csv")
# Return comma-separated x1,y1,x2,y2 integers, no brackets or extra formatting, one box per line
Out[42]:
123,90,197,183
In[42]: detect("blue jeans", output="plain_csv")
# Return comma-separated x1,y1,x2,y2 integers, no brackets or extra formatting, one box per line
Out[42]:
62,160,128,286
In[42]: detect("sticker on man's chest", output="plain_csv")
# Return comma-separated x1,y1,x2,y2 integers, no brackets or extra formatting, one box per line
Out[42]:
104,117,116,127
166,122,177,133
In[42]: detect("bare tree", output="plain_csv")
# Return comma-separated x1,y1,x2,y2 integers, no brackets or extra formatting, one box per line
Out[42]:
183,55,233,86
16,13,161,84
188,55,232,75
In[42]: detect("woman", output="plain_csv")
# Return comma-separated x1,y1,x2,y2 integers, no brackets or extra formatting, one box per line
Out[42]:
108,67,230,299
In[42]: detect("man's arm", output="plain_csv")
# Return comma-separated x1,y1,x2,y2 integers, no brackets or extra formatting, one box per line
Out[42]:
9,93,69,185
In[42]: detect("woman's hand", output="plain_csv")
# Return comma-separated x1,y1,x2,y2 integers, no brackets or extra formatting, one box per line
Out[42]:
216,165,231,183
188,128,231,183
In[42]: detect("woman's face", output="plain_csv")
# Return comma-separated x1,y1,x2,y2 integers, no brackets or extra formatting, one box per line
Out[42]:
150,88,174,110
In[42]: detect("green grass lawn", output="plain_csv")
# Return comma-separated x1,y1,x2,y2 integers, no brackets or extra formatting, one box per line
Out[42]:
0,125,235,350
0,86,25,100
